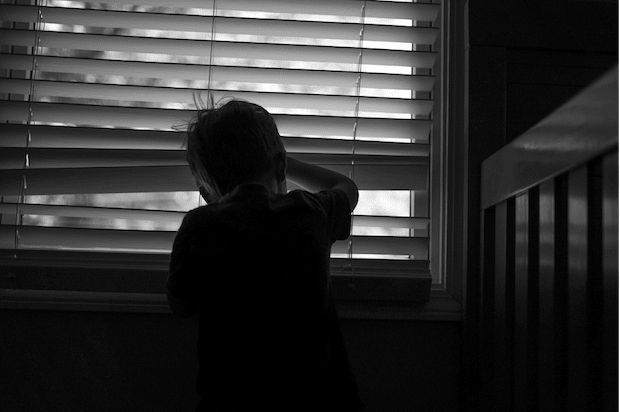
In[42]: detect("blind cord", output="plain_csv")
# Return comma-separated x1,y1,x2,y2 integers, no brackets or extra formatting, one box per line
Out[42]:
347,0,367,274
196,0,218,208
206,0,217,106
15,0,44,251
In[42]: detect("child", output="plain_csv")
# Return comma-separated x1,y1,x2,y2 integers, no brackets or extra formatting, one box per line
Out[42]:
167,99,364,411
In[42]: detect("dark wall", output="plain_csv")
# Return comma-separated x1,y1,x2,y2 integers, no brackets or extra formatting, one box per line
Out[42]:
0,309,461,412
505,49,617,142
469,0,618,144
469,1,618,52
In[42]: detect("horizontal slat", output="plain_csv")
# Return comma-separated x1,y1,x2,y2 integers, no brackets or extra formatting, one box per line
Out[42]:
0,248,429,276
0,101,433,141
63,0,441,22
0,166,192,196
0,78,434,116
0,29,438,70
352,215,429,230
337,235,428,257
0,148,427,169
289,138,429,157
0,54,436,92
0,124,430,156
0,225,176,252
0,203,429,230
0,162,427,195
0,124,186,150
0,148,185,169
0,202,185,223
1,5,438,46
0,224,428,257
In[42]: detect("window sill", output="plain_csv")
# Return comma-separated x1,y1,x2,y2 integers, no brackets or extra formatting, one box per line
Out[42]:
0,288,462,321
0,249,459,320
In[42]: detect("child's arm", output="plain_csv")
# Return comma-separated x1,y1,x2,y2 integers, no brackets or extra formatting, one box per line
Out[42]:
286,156,359,211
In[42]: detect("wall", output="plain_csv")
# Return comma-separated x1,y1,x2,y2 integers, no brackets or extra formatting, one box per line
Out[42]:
0,309,461,412
468,0,617,147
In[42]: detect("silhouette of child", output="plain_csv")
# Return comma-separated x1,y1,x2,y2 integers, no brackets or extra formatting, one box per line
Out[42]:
167,99,363,411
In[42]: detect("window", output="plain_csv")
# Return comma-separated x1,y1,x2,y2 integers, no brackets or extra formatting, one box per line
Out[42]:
0,0,445,302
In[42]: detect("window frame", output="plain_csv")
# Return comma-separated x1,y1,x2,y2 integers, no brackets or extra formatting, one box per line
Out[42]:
0,0,467,321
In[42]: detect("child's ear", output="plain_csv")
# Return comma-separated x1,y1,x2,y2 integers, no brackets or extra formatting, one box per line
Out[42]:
275,152,287,183
199,186,217,204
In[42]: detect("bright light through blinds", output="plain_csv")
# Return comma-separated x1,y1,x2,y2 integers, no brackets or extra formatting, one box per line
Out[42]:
0,0,439,269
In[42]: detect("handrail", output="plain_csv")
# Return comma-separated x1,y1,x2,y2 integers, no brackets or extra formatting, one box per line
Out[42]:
481,66,618,210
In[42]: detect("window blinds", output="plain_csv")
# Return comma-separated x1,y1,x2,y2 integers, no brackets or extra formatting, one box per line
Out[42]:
0,0,439,275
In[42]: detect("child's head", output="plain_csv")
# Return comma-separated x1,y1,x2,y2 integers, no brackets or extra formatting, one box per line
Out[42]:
185,98,286,201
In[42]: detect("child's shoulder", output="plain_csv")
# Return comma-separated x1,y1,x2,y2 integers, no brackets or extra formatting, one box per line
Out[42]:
179,203,220,229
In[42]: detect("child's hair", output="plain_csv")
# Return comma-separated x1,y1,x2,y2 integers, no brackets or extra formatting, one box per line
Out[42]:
185,98,285,199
